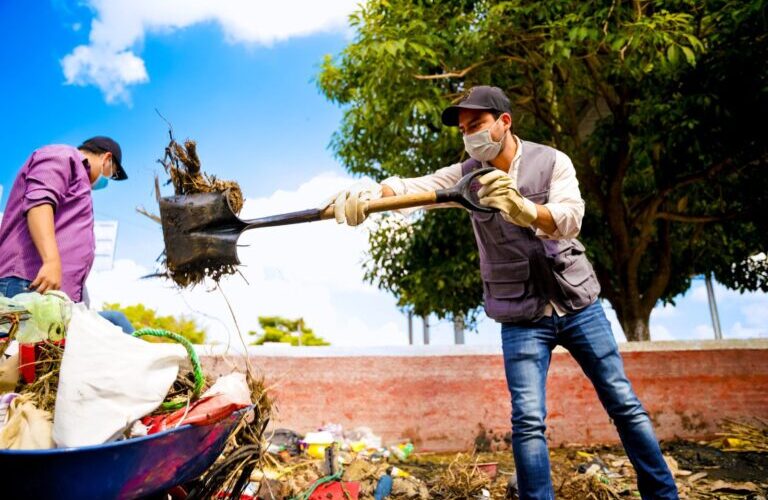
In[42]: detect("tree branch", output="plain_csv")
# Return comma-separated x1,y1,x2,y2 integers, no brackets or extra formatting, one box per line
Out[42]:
136,206,161,224
583,55,620,113
655,211,738,223
413,56,527,80
658,159,734,198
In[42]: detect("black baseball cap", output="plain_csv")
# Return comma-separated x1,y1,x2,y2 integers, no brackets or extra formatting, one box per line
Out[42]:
441,86,512,127
79,136,127,180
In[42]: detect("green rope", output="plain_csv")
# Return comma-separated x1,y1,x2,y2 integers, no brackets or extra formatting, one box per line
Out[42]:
290,468,345,500
132,327,205,410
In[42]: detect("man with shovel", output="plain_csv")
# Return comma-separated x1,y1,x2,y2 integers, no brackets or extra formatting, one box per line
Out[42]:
331,86,678,500
0,137,134,333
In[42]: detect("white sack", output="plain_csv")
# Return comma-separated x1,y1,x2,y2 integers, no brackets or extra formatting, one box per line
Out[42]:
52,305,187,448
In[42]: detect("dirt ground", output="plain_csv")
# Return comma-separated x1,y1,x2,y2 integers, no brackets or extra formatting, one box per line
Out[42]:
257,439,766,499
392,441,768,499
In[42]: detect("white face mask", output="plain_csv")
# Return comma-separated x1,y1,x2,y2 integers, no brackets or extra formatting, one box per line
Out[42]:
463,117,507,162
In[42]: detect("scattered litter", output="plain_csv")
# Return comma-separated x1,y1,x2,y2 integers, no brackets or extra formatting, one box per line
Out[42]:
709,479,760,494
374,469,393,499
304,431,336,459
712,418,768,452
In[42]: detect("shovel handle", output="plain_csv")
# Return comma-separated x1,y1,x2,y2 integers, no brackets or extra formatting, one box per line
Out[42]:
241,167,497,229
317,166,497,220
317,191,439,220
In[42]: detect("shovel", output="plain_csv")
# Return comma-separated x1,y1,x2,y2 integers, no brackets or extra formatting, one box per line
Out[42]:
159,167,497,272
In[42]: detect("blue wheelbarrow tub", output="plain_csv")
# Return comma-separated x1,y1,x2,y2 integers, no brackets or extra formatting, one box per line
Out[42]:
0,406,252,500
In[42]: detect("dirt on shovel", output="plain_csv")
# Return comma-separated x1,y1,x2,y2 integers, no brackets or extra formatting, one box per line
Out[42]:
156,131,244,287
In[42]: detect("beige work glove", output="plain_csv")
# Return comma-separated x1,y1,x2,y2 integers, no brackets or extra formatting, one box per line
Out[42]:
324,179,383,226
477,169,538,227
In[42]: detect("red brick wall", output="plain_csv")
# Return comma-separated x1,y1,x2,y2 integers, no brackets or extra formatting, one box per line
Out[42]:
200,340,768,452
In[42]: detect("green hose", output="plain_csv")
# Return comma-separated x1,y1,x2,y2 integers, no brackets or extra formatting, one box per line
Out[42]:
132,327,205,410
291,468,345,500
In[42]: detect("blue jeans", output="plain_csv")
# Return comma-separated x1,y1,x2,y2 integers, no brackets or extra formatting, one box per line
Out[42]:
0,276,32,298
0,276,134,334
501,301,678,500
98,310,135,334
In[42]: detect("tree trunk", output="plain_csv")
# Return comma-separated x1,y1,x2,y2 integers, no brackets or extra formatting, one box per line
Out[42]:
618,308,651,342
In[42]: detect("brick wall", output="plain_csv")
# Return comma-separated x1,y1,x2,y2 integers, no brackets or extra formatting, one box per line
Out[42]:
199,339,768,452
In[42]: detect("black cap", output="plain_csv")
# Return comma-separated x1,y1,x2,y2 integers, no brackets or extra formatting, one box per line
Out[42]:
441,86,512,127
79,136,127,180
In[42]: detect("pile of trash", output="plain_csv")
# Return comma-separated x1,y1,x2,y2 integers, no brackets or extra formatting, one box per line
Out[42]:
0,291,270,499
253,423,432,499
243,420,768,499
243,423,507,499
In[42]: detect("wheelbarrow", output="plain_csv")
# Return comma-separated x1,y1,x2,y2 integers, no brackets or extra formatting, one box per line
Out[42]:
0,406,252,499
158,167,497,273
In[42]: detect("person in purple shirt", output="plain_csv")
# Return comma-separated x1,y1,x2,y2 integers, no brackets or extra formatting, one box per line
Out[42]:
0,136,134,333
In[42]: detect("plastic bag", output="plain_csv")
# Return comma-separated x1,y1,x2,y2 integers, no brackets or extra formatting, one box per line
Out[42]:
0,394,54,450
142,372,251,434
12,291,71,343
0,353,19,393
52,304,187,447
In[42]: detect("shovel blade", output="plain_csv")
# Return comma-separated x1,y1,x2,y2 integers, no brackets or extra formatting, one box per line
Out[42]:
159,192,245,271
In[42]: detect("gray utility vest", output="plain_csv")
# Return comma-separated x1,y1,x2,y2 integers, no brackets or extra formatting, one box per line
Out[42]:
462,140,600,323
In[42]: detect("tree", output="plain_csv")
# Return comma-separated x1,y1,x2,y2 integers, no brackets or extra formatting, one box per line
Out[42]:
102,303,206,344
318,0,768,340
249,316,330,346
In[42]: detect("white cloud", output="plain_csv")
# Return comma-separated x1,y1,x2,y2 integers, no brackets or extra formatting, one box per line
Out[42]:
728,322,767,339
62,46,149,104
692,323,714,339
62,0,359,103
651,303,676,318
86,172,411,348
650,323,674,341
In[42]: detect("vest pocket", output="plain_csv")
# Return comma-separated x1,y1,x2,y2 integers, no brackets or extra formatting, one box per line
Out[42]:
481,259,529,299
553,251,600,309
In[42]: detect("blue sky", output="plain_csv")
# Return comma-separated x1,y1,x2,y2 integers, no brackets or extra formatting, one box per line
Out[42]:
0,1,765,346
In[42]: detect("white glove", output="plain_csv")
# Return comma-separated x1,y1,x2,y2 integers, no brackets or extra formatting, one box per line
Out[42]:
477,169,538,227
324,179,383,226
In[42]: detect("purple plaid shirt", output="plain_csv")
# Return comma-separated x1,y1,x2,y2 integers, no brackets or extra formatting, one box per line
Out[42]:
0,145,95,302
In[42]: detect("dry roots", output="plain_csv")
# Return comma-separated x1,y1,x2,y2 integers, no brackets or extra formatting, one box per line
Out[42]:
16,341,64,413
428,453,493,499
157,131,244,287
186,374,272,499
558,471,622,500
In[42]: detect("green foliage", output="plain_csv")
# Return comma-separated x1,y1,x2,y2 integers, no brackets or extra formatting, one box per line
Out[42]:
249,316,330,346
102,303,207,344
318,0,768,340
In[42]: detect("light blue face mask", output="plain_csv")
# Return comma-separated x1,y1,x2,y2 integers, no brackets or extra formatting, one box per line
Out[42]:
92,175,109,190
91,157,112,191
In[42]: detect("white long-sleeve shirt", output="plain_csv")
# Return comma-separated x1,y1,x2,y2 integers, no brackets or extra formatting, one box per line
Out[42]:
381,136,585,240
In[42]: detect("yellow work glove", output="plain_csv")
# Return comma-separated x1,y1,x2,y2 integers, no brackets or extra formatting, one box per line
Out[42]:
477,169,538,227
324,179,383,226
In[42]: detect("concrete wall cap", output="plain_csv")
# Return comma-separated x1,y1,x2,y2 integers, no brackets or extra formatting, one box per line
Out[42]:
193,338,768,358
